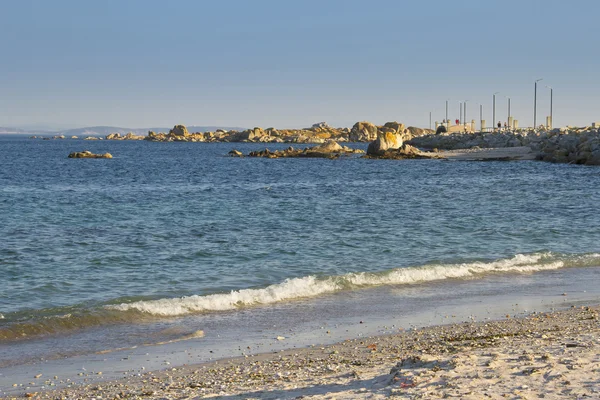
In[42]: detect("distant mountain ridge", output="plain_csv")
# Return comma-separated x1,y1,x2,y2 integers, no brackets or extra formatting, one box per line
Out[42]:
0,125,247,136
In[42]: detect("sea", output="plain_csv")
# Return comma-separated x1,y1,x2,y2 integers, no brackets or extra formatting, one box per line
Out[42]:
1,135,600,394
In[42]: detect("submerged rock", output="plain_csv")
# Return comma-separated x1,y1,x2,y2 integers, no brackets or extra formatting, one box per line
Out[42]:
68,151,113,159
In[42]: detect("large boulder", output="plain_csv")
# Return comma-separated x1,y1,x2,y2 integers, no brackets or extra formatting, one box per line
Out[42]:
406,126,431,139
349,121,378,142
309,139,344,153
169,125,189,136
248,127,267,141
382,121,406,134
367,131,403,156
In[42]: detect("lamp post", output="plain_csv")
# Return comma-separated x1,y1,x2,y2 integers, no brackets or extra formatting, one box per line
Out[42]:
534,78,543,129
464,100,469,130
429,111,432,130
505,96,511,129
493,92,499,130
480,104,483,131
446,99,449,128
459,102,462,125
546,85,553,128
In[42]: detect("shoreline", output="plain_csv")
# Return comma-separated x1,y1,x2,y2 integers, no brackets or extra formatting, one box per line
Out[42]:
5,304,599,399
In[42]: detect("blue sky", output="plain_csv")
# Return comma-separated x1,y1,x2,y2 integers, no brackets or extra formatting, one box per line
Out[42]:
0,0,598,129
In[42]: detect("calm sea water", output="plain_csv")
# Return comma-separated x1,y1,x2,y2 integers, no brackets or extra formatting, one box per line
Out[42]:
1,135,600,376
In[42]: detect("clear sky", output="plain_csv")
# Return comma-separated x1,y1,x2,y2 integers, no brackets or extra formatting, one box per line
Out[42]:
1,0,598,130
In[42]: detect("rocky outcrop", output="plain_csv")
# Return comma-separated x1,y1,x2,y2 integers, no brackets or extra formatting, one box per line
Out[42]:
106,132,145,140
246,140,364,159
349,122,378,142
169,125,189,136
68,151,113,159
406,126,433,139
364,144,435,160
101,122,433,144
367,131,403,156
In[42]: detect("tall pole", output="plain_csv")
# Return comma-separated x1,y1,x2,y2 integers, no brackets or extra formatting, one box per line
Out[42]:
480,104,482,130
534,78,543,129
464,100,468,129
546,86,553,128
429,111,432,130
446,99,449,127
493,92,499,130
506,97,510,128
459,102,462,125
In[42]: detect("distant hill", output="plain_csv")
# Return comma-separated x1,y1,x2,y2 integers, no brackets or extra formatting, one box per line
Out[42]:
0,125,247,136
0,127,28,134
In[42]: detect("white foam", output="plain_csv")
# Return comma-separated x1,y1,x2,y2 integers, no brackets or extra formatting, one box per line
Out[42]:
106,252,599,316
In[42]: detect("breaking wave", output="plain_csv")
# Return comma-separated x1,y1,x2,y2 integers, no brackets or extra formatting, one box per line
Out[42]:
2,252,599,341
106,252,600,316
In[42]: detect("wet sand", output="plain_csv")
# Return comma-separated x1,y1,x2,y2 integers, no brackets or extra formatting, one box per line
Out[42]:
5,305,599,399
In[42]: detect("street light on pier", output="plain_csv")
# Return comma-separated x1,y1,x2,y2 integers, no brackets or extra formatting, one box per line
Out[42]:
534,78,543,129
479,104,483,131
546,85,553,128
493,92,499,130
464,100,469,130
446,99,449,128
505,96,511,129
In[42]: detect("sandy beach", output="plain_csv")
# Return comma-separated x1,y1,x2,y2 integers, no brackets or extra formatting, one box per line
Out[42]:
4,305,598,399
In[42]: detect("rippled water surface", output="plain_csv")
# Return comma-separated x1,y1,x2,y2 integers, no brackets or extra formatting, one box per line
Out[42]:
1,136,600,356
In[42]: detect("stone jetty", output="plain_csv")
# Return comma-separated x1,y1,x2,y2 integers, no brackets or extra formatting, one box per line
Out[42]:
408,126,600,165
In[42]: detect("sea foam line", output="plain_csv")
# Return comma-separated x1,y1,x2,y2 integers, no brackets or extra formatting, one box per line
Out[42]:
106,252,600,317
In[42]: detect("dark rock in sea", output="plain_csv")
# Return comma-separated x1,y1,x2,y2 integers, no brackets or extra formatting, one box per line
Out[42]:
68,151,113,159
228,150,243,157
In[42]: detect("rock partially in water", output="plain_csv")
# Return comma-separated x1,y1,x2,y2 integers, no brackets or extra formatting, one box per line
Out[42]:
246,140,364,158
68,151,113,159
364,144,433,160
228,150,243,157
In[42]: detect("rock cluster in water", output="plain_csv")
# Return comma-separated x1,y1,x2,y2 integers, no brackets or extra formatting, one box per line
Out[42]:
408,127,600,165
68,151,113,159
102,122,433,144
234,140,364,159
